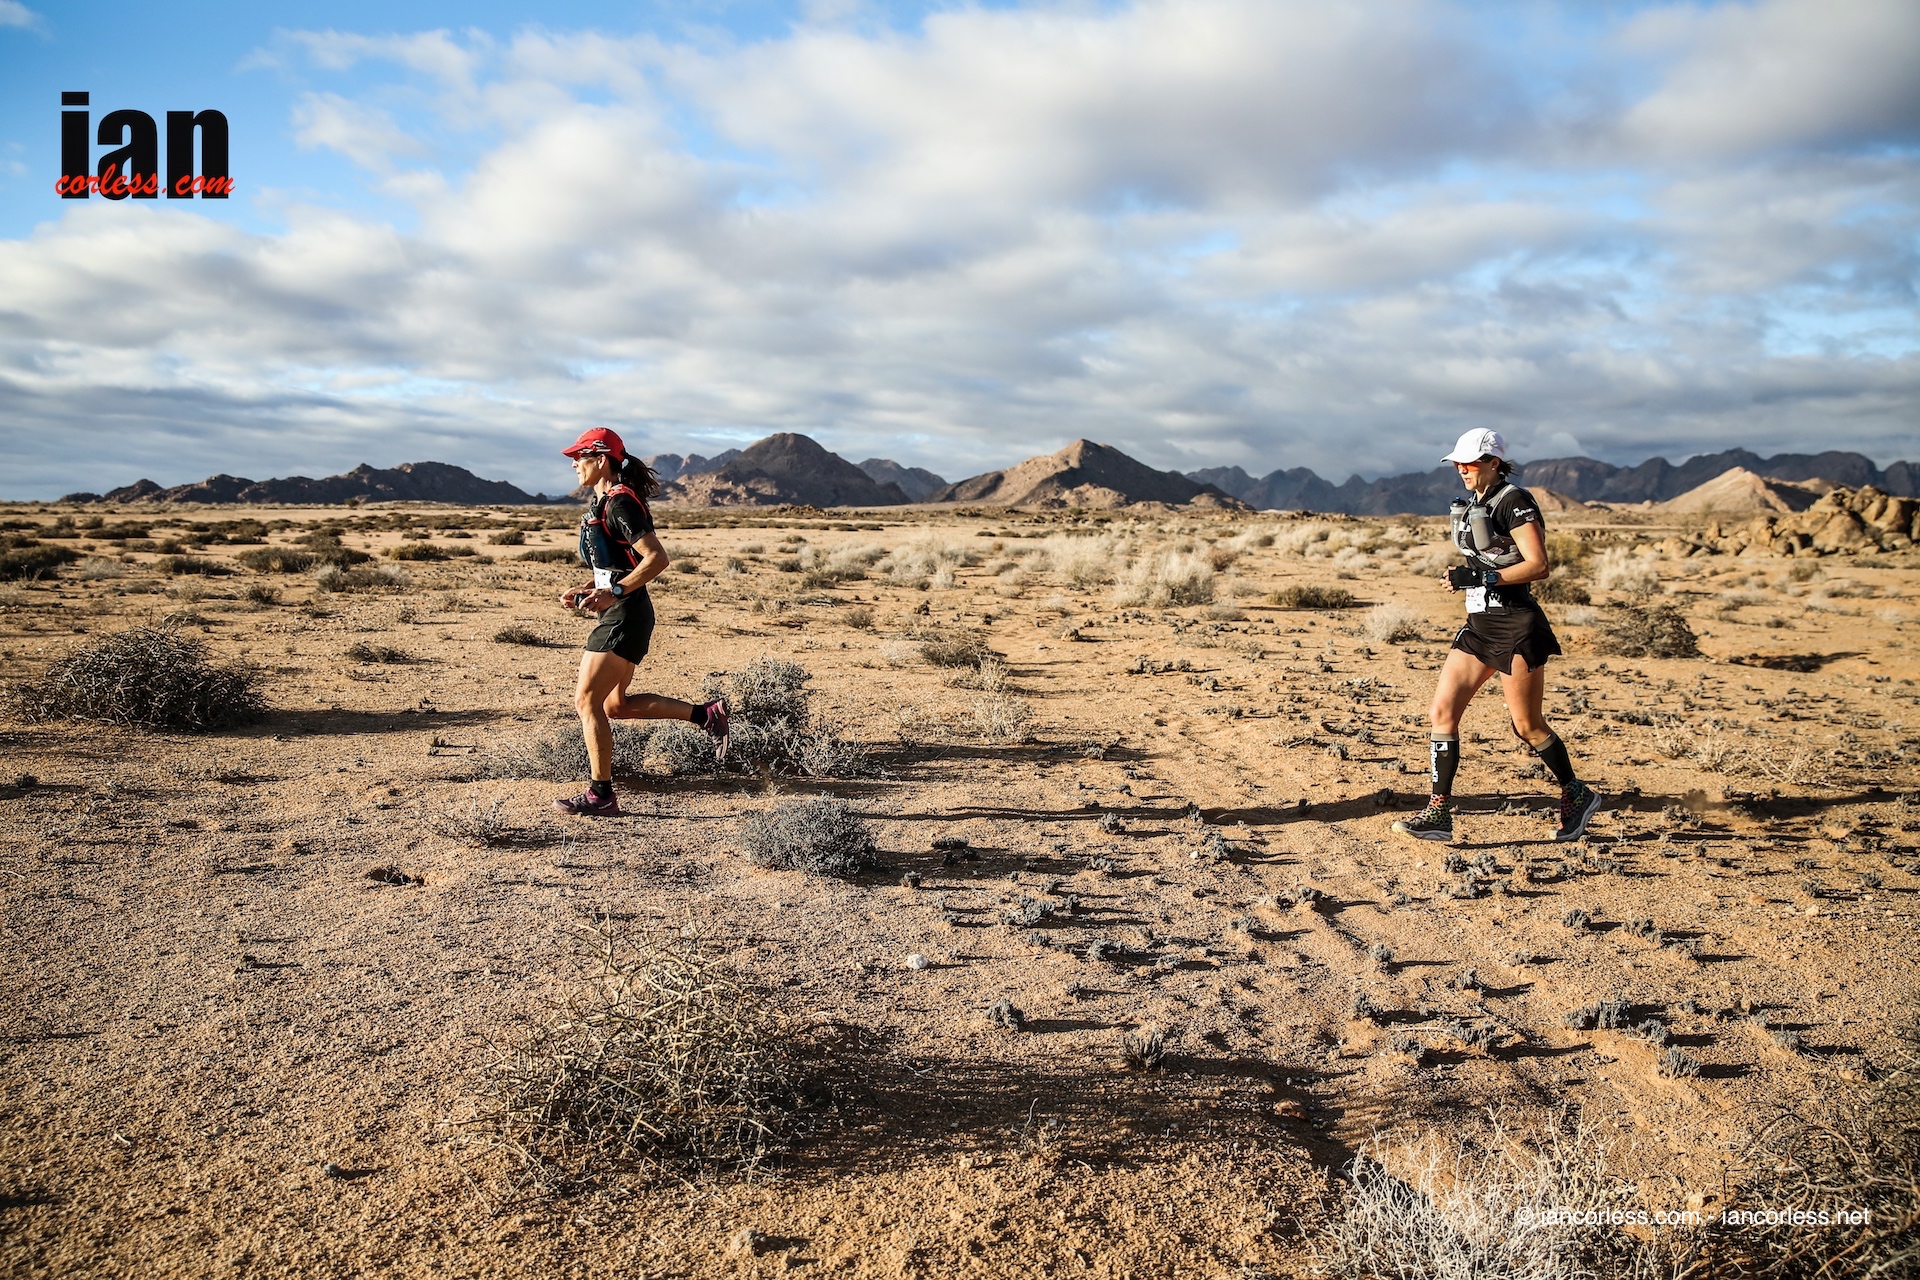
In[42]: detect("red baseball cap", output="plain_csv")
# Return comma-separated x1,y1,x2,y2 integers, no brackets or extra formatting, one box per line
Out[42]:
562,427,626,462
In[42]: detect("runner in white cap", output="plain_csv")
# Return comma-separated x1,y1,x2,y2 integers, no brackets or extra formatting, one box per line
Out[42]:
1391,429,1602,843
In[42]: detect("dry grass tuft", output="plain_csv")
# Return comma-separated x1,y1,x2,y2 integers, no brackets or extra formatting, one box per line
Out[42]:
344,640,416,664
740,798,877,877
469,923,800,1194
8,625,263,731
491,625,546,646
434,795,514,846
1365,601,1425,643
1112,549,1214,607
315,563,411,593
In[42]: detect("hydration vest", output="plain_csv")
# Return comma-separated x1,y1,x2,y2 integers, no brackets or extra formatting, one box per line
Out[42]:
578,483,648,574
1449,481,1530,572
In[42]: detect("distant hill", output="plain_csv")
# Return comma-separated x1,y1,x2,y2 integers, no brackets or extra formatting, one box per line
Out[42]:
1658,467,1821,515
933,440,1244,509
662,433,910,507
858,458,947,502
81,462,551,506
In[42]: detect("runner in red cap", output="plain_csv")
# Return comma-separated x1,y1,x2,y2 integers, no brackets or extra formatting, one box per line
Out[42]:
552,427,728,817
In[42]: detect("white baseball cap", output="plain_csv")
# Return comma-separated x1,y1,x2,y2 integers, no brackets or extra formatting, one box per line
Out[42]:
1443,428,1508,464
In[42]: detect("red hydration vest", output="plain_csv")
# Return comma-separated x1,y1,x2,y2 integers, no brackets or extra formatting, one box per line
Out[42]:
578,483,650,574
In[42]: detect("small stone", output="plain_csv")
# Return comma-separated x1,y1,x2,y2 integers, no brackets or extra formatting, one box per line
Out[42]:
905,953,930,971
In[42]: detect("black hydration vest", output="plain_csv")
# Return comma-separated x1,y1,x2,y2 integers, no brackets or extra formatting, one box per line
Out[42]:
578,484,646,575
1449,482,1536,603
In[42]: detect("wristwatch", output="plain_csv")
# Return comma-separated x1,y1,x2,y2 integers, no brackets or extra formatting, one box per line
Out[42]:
1482,569,1501,589
608,581,626,599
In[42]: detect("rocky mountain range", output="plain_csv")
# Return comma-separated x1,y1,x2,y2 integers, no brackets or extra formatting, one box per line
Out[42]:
62,436,1918,515
72,462,552,506
1190,448,1919,513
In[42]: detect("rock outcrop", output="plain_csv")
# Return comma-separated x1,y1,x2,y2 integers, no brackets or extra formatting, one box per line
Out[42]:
935,440,1245,509
1654,486,1918,559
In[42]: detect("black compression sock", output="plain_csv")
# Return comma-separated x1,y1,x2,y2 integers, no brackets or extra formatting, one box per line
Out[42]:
1532,734,1578,789
688,703,708,727
1430,733,1460,797
589,779,614,800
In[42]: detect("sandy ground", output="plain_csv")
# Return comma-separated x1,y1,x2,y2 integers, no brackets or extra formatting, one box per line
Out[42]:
2,502,1916,1278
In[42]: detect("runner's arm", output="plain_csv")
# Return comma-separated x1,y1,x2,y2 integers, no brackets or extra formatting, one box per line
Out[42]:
1489,521,1551,587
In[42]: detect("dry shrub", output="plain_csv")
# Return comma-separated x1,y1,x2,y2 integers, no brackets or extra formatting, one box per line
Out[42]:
1365,601,1425,643
487,530,526,546
517,547,578,564
916,629,995,669
492,625,545,646
644,721,719,775
76,557,127,581
1535,575,1592,605
1593,546,1661,595
798,542,886,588
1272,583,1358,610
156,554,231,576
1742,1017,1920,1278
237,546,369,572
1318,1114,1703,1280
879,537,976,588
0,544,79,581
471,923,799,1194
971,692,1035,742
9,625,263,730
434,795,514,846
344,640,415,664
1596,593,1700,659
478,723,657,780
315,563,411,593
385,542,448,562
740,798,877,877
1038,532,1121,586
1113,549,1214,607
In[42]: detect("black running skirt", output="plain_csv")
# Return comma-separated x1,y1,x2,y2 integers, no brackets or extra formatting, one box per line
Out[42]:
1451,603,1561,675
584,592,655,664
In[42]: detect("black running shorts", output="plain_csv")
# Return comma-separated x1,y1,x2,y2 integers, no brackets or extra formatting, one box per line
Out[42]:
584,592,655,665
1451,603,1562,675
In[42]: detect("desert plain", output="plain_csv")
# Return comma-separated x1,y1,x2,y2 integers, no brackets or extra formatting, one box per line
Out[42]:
1,499,1915,1278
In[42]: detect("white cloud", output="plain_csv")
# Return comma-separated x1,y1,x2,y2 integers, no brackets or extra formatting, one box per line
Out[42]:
0,1,42,31
2,0,1918,499
291,93,428,172
1620,0,1920,158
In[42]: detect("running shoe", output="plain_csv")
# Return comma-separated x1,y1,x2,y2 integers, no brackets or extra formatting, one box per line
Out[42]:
553,788,622,817
1391,798,1455,843
1554,783,1602,842
700,698,730,762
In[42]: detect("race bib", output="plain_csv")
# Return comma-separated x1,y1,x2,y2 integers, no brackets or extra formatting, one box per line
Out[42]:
593,568,614,590
1465,587,1488,614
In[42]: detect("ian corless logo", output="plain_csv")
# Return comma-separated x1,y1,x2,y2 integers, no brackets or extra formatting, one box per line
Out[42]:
56,91,233,199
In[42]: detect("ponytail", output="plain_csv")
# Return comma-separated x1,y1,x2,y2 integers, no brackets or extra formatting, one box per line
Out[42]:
615,455,660,500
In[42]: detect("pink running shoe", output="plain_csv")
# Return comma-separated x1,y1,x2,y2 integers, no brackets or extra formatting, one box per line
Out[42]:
701,698,730,762
553,787,622,817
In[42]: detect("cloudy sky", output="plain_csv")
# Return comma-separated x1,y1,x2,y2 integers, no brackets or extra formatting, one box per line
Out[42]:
1,0,1916,499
